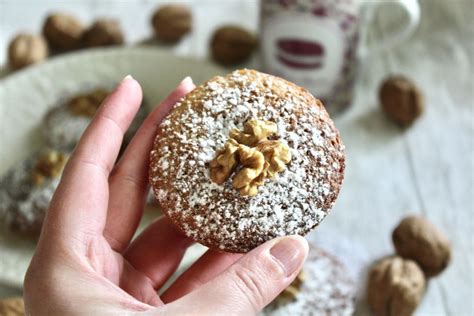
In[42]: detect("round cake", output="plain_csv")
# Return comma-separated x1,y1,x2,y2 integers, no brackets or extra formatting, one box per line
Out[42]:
42,87,147,150
261,243,356,316
0,149,69,237
150,69,345,252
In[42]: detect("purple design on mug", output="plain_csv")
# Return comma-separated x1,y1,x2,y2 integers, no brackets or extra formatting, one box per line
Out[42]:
261,0,359,114
277,39,325,69
312,7,328,17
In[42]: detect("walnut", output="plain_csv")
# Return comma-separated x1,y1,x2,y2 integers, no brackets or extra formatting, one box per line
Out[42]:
229,119,277,146
0,297,24,316
209,139,239,184
82,19,124,48
8,33,49,70
232,145,265,196
211,26,257,65
256,140,292,179
275,270,305,304
31,151,68,185
42,13,85,51
210,119,290,195
379,75,424,126
392,215,451,277
151,4,192,43
68,88,110,117
367,256,426,316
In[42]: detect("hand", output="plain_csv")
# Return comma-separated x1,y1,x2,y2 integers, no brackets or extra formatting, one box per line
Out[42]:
24,76,308,315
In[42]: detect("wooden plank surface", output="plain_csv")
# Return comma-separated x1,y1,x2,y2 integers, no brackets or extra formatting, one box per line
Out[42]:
373,1,473,314
0,0,472,315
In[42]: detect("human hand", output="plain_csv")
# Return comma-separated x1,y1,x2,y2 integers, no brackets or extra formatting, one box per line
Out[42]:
24,76,308,315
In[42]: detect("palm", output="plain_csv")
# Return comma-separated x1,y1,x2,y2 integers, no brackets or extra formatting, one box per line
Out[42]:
85,234,159,305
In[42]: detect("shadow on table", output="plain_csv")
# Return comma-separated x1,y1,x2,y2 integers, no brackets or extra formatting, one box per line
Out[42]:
354,106,402,138
337,105,405,154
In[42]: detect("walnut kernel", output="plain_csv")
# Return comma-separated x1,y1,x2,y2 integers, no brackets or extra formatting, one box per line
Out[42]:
229,119,277,146
0,297,24,316
256,140,291,179
275,270,305,304
68,88,110,117
42,13,85,51
209,139,239,184
210,119,290,196
211,26,257,65
151,4,192,42
31,151,68,185
82,19,124,48
392,215,451,277
367,256,426,316
8,33,49,70
232,145,265,196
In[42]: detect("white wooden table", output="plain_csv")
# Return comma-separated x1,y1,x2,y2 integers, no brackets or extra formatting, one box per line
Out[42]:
0,0,472,315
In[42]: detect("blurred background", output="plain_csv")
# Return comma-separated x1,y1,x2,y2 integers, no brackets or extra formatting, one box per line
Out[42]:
0,0,472,315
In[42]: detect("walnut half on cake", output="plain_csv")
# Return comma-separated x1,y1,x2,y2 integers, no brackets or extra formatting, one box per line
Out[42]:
42,87,147,150
149,69,345,253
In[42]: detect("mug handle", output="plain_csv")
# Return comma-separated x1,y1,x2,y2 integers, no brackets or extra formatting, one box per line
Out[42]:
359,0,421,60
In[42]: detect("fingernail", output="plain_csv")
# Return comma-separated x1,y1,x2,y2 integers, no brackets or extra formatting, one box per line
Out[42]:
181,76,193,86
270,237,307,277
122,74,133,82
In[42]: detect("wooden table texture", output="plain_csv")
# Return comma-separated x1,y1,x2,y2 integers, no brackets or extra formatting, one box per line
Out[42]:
0,0,472,315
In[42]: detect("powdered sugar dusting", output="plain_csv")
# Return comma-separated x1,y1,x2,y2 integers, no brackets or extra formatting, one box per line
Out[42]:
0,151,65,236
43,91,148,150
43,106,92,149
150,69,345,252
261,245,356,316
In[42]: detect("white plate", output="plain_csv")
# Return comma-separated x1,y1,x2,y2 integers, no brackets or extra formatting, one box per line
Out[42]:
0,47,227,288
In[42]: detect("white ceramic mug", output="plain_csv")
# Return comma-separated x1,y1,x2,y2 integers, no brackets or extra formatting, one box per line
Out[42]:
260,0,421,114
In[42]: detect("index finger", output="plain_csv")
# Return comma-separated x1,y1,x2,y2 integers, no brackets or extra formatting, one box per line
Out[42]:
44,76,143,239
104,77,195,251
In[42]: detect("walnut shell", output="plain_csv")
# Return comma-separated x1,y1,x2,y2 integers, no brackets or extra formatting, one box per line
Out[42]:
392,215,451,277
211,26,257,65
42,13,85,51
82,19,124,48
379,75,424,126
8,33,48,70
151,4,192,43
367,256,426,316
0,297,24,316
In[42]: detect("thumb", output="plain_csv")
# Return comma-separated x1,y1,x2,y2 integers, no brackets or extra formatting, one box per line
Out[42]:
167,236,308,315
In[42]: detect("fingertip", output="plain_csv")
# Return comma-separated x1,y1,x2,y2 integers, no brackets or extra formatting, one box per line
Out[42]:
260,235,309,255
288,235,309,254
122,74,134,82
181,76,193,87
119,74,143,101
151,77,195,124
176,76,196,95
261,235,308,278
